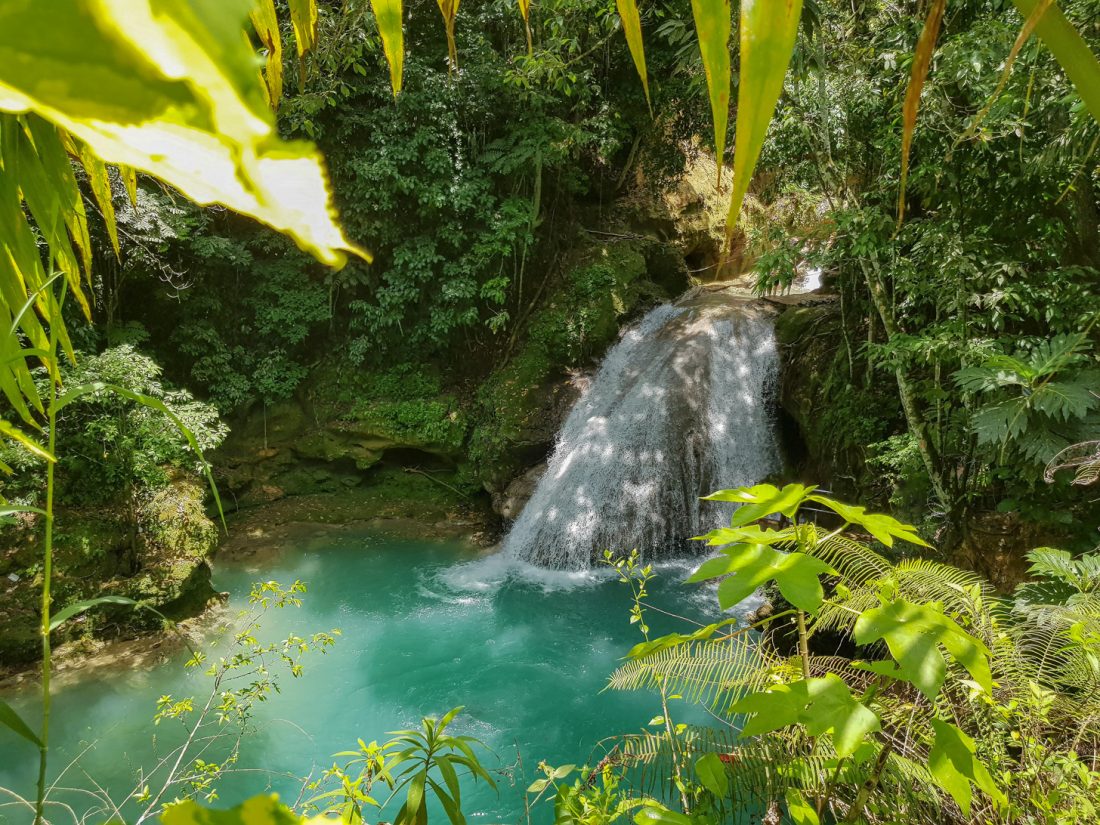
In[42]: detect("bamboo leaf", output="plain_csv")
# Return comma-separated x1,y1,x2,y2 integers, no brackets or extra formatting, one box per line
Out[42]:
288,0,318,58
120,165,138,208
1012,0,1100,125
896,0,945,229
725,0,803,238
616,0,651,111
517,0,533,55
371,0,405,96
68,134,121,257
691,0,731,185
437,0,462,70
250,0,284,109
0,420,54,463
0,699,41,748
49,595,142,632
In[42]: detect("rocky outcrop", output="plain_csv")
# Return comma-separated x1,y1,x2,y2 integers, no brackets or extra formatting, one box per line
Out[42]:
492,462,547,521
0,476,219,667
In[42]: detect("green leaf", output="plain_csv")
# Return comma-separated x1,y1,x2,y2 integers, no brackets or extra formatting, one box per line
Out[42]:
784,788,820,825
160,794,308,825
732,674,881,758
287,0,318,59
688,543,833,613
928,719,1007,814
625,621,735,659
691,0,731,185
371,0,404,96
702,483,815,525
693,524,793,547
0,698,42,748
806,495,931,548
725,0,803,235
0,0,365,267
694,752,728,797
616,0,650,111
634,804,694,825
1012,0,1100,125
49,595,141,632
853,598,992,701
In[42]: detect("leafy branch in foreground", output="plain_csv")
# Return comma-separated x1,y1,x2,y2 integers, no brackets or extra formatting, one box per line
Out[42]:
532,484,1100,825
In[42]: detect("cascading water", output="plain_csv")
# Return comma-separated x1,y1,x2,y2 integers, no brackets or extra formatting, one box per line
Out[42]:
501,293,783,569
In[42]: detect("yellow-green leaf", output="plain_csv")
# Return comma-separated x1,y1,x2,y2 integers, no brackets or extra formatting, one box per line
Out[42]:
437,0,461,70
1012,0,1100,125
691,0,731,186
120,165,138,208
66,132,121,257
371,0,405,96
250,0,284,109
616,0,651,111
288,0,318,58
517,0,533,55
725,0,803,239
0,0,366,267
896,0,945,229
0,420,55,463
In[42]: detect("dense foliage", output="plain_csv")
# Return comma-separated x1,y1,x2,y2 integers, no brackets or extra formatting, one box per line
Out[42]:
752,0,1100,543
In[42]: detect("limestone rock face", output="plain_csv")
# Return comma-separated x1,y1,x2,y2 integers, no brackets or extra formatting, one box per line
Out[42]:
493,463,548,522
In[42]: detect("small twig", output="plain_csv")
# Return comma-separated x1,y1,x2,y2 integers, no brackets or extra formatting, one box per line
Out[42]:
402,467,469,500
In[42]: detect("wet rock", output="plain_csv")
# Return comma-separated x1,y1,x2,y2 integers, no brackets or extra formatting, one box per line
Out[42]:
493,463,548,522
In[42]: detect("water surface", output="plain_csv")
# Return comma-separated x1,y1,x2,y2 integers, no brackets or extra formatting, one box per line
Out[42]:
0,533,743,823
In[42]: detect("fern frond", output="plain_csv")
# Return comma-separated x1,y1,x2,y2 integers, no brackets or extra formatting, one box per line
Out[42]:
605,636,779,710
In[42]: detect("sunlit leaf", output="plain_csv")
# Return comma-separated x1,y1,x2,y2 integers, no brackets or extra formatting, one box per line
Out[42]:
66,132,120,257
250,0,284,109
437,0,462,70
785,789,820,825
691,0,731,185
517,0,533,54
853,598,992,700
288,0,318,88
806,495,931,547
733,673,881,757
616,0,651,111
703,482,815,525
896,0,945,228
726,0,803,237
686,543,833,613
371,0,405,96
928,719,1007,814
0,0,366,267
0,420,54,463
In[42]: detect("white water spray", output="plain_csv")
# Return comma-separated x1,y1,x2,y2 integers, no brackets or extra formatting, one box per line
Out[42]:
502,295,783,569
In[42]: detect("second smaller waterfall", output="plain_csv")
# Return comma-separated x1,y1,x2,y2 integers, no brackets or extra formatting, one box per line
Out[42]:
502,295,782,569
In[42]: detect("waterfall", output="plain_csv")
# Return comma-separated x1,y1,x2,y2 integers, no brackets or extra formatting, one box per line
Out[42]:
502,294,783,569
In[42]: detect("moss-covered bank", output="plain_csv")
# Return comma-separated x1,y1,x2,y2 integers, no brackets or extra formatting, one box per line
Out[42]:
0,476,218,666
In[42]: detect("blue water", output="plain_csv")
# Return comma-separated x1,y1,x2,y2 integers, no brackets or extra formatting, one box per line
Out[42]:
0,533,743,823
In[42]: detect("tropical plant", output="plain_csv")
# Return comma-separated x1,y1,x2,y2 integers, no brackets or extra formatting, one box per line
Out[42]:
526,484,1100,824
955,333,1100,473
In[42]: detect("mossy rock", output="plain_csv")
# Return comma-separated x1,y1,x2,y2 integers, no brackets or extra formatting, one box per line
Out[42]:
0,476,218,667
469,239,669,488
